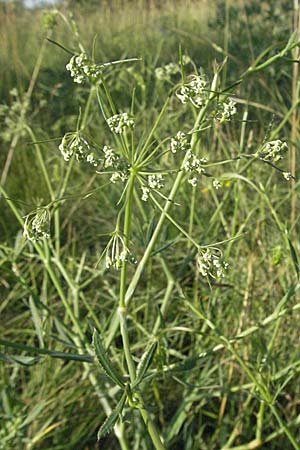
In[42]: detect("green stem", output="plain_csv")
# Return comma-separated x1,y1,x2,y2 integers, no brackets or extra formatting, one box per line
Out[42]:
117,172,166,450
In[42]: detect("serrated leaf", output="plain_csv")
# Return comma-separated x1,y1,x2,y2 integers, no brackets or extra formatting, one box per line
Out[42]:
133,341,157,388
288,238,299,280
92,329,124,388
97,392,126,440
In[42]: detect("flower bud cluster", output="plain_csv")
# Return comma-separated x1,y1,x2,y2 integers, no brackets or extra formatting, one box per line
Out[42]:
155,55,190,81
170,131,190,153
259,140,288,162
155,63,180,80
23,208,51,242
196,248,228,278
0,88,29,142
183,150,207,186
59,133,101,166
176,75,208,108
215,99,237,123
107,113,135,134
66,53,102,84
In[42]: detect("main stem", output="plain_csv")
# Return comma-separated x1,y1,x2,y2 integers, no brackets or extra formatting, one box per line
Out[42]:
105,81,216,348
118,171,165,450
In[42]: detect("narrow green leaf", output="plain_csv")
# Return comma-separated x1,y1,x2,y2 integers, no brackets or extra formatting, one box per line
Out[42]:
46,38,75,55
146,214,157,245
29,296,44,348
0,338,93,362
133,340,158,388
151,239,177,257
92,329,125,388
0,352,40,366
97,392,126,440
288,238,299,280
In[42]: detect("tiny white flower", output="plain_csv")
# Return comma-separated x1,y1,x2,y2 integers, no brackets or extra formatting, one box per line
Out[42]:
283,171,292,181
188,177,198,187
141,186,150,201
212,179,222,189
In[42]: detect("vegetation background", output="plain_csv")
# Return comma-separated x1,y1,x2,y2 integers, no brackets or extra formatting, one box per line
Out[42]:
0,0,300,449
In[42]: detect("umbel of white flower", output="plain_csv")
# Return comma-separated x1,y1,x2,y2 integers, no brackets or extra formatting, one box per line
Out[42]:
66,53,103,84
216,98,237,123
141,174,164,201
59,132,101,166
183,150,207,186
170,131,190,154
196,248,228,278
259,140,288,162
176,74,208,108
107,113,135,134
23,208,51,242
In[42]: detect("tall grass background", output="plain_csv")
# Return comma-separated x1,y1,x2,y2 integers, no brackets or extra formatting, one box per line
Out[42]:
0,1,300,449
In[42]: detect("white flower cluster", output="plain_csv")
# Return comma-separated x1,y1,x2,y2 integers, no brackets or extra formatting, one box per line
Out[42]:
216,99,237,123
94,145,129,184
23,208,50,242
66,53,102,84
196,248,229,278
141,174,164,201
176,75,208,108
102,145,118,168
183,150,207,186
259,140,288,162
148,174,164,189
104,233,136,270
110,171,128,184
170,131,190,154
107,113,135,134
59,133,100,166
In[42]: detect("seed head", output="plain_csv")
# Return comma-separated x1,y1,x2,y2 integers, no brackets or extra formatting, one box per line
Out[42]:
23,208,51,242
196,248,228,278
259,140,288,162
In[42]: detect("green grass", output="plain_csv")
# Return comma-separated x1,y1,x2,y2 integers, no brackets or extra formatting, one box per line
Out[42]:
1,1,300,449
